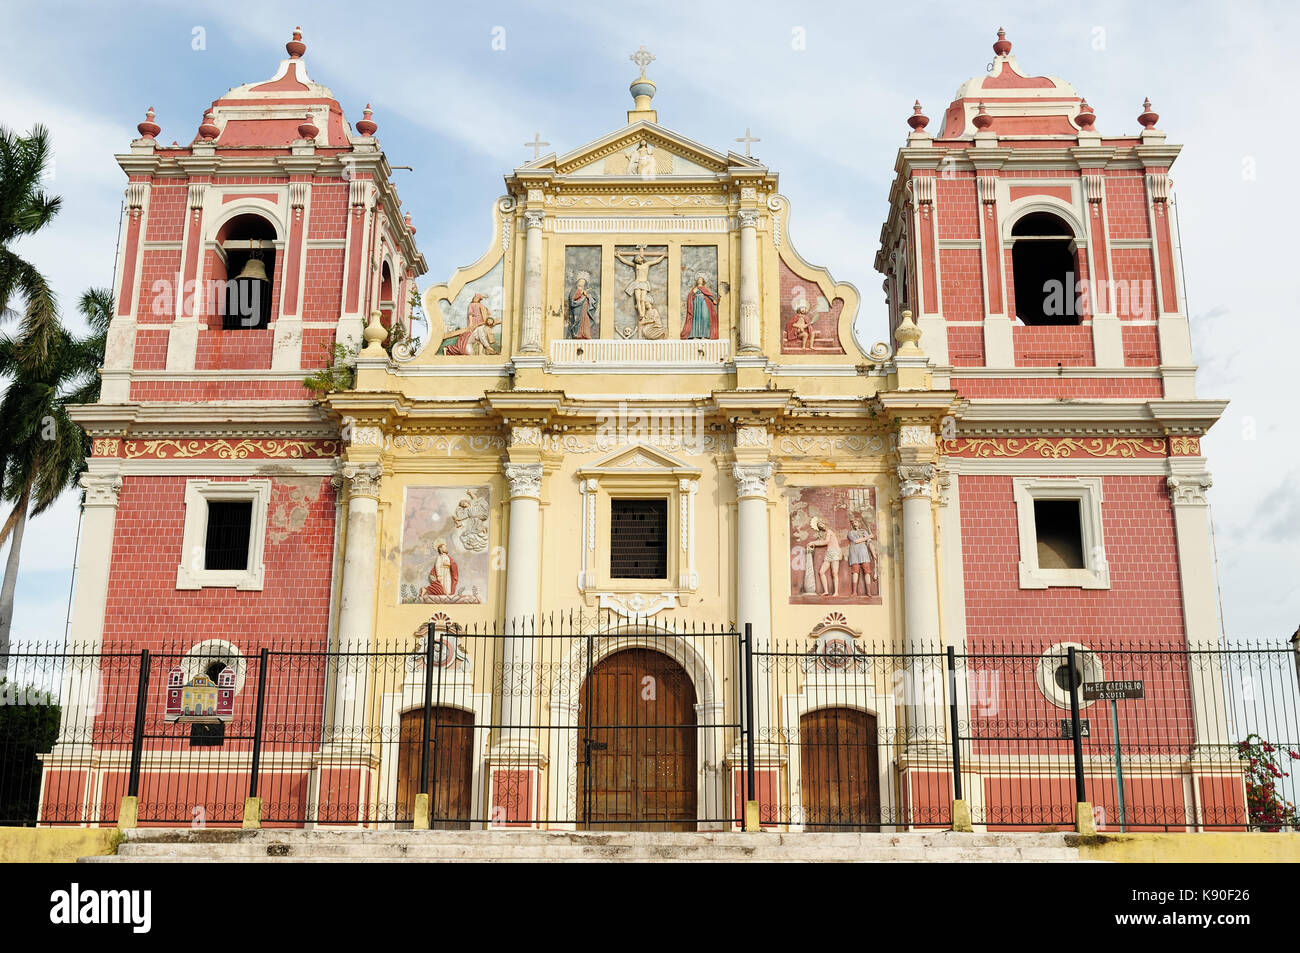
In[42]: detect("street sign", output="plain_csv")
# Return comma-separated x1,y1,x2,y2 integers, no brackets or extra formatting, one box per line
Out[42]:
1082,680,1144,701
1059,719,1090,739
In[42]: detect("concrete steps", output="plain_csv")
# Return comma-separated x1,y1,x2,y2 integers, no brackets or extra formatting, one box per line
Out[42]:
82,829,1088,863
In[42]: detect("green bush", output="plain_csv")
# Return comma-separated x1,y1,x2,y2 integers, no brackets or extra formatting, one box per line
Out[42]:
0,680,61,824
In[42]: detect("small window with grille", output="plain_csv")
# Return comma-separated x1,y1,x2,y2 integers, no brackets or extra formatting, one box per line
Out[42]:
204,500,253,571
609,498,668,579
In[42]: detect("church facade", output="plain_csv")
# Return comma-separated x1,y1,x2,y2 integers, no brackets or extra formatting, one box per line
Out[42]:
39,29,1235,832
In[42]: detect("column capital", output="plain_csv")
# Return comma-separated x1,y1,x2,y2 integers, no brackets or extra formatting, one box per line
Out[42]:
80,472,123,508
737,209,760,229
732,463,772,500
1167,473,1212,506
341,461,383,499
505,462,544,500
523,209,545,229
898,464,936,500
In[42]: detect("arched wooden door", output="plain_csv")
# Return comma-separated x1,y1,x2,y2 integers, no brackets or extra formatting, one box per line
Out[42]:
398,707,474,829
577,648,698,831
799,708,881,831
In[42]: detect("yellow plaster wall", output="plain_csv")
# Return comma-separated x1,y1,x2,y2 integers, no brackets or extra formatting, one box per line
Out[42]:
1072,832,1300,863
0,826,121,863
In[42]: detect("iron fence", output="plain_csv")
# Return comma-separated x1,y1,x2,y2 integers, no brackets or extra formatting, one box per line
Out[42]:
2,627,1297,833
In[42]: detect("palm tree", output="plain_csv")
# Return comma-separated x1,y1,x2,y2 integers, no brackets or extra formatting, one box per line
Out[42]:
0,289,109,667
0,124,62,366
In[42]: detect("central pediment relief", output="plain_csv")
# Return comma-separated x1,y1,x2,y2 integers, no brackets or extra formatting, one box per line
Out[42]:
519,123,761,181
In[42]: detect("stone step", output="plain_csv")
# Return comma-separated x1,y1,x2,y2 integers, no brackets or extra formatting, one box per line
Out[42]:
82,829,1087,863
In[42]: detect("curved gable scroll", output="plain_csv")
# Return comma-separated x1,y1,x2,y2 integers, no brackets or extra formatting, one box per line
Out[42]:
412,196,516,363
765,194,889,366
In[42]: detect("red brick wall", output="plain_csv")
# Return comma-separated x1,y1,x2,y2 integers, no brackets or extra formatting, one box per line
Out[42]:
947,325,985,366
1012,325,1095,366
1122,325,1161,366
935,176,978,240
1103,172,1152,240
938,248,984,321
951,377,1164,399
958,473,1186,644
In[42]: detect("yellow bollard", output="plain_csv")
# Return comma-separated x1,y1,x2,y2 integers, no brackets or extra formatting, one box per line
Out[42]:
413,793,431,830
951,799,973,832
744,799,761,833
242,797,262,829
117,795,138,831
1075,801,1097,835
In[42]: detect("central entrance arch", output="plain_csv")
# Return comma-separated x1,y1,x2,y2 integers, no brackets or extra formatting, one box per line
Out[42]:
576,648,698,831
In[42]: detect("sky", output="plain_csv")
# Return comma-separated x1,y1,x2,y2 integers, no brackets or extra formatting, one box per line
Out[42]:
0,0,1297,647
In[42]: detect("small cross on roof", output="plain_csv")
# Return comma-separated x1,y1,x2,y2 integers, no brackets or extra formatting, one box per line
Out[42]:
630,46,655,78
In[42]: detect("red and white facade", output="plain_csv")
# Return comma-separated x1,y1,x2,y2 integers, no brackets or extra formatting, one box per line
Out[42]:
39,29,1234,830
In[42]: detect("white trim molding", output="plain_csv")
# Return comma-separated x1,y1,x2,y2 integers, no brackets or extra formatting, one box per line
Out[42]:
175,478,272,591
1012,476,1110,589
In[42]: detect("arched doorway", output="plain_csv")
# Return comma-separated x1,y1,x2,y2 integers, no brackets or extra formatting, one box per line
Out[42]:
799,708,881,831
576,648,698,831
397,707,474,829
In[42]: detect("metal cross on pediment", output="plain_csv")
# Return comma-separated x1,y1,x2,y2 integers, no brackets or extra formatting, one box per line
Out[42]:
630,45,655,78
525,132,550,160
735,127,760,157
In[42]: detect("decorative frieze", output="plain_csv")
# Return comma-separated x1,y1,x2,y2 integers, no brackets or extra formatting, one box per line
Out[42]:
123,438,341,460
941,437,1167,459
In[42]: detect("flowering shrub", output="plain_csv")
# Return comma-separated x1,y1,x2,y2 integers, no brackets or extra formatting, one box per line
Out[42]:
1237,733,1300,831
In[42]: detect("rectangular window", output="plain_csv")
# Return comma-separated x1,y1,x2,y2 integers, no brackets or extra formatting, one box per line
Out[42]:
204,500,253,571
1033,499,1084,569
610,498,668,579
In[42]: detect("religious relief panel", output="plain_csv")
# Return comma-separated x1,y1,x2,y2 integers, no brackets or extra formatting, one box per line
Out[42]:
614,244,668,339
564,245,602,339
788,487,881,605
399,486,491,605
436,259,504,355
679,245,720,339
780,261,845,354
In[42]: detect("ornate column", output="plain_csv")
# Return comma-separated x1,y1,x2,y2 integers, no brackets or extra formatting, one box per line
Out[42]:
520,210,545,353
737,209,761,352
329,461,382,738
1167,470,1232,790
494,457,544,825
54,469,124,744
898,460,944,742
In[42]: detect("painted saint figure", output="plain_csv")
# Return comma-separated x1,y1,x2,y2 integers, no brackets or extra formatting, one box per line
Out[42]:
786,305,812,350
847,515,878,596
615,248,668,319
568,274,599,339
420,542,459,601
444,293,492,355
682,274,719,339
806,517,843,597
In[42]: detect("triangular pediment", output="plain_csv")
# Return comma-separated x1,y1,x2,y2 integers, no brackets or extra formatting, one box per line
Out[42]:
579,442,702,476
520,122,759,179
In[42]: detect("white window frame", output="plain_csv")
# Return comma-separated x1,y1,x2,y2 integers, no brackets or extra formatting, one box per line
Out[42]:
176,479,271,591
1013,476,1109,589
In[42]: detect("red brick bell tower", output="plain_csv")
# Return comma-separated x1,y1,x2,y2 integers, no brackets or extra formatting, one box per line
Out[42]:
42,28,425,825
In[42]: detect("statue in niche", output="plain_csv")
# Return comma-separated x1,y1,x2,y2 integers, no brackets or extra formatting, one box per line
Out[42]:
625,141,656,175
568,273,599,339
615,246,668,321
681,274,719,339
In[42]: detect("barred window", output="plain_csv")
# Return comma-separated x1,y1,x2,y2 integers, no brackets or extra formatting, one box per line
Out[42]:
609,498,668,579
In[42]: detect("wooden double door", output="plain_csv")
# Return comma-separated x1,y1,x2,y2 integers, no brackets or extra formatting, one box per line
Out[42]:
799,708,882,831
577,648,698,831
398,707,474,828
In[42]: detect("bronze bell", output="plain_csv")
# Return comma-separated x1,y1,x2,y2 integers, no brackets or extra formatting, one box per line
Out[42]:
236,252,269,283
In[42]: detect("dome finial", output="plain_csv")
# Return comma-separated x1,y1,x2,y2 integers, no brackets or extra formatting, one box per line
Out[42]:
298,113,319,140
356,104,377,137
627,46,658,122
287,26,306,59
137,106,160,140
908,100,930,132
993,27,1012,56
198,109,220,142
1138,97,1159,130
1076,98,1096,130
973,102,993,131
